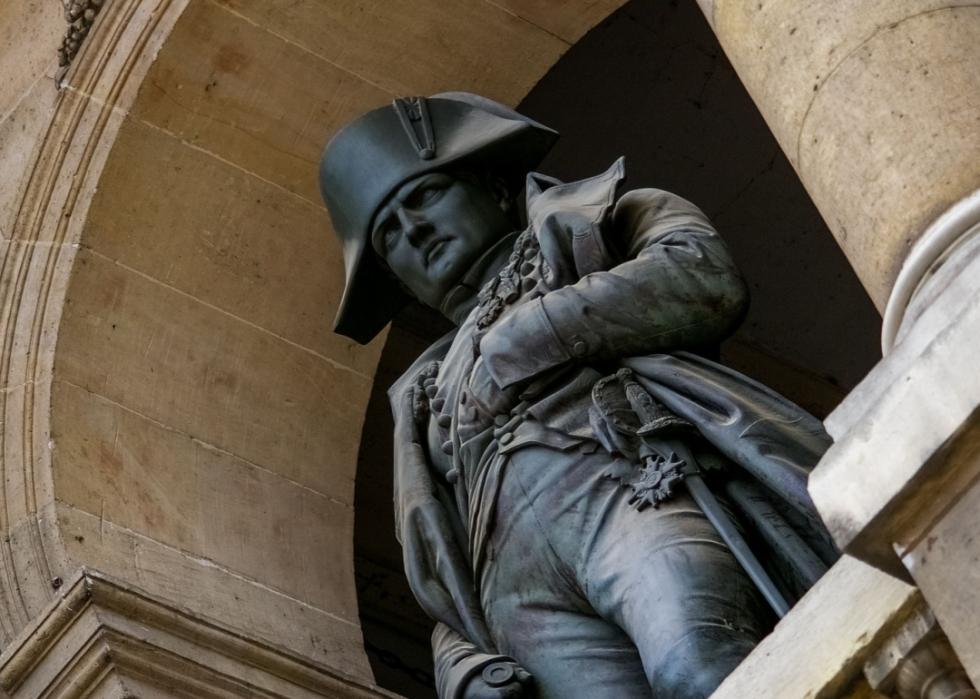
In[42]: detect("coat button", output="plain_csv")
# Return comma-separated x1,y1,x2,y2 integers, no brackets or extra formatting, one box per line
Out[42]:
571,339,588,357
446,469,459,484
441,440,454,455
438,413,451,428
499,433,514,445
483,663,517,688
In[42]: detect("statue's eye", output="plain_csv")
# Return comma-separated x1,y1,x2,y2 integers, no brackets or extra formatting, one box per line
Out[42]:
373,217,400,253
409,182,445,208
420,186,442,203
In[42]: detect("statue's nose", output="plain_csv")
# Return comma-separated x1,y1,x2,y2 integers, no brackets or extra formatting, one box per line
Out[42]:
397,207,429,246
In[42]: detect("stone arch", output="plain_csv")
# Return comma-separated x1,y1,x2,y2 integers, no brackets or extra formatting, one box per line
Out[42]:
0,0,625,693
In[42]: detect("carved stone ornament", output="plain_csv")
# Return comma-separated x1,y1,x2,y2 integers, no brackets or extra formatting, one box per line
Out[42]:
57,0,105,78
864,606,979,699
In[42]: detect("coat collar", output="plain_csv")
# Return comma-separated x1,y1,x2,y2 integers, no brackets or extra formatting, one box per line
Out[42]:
524,157,626,234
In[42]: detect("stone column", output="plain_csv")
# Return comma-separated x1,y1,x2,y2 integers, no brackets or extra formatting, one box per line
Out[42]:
697,0,980,689
696,0,980,330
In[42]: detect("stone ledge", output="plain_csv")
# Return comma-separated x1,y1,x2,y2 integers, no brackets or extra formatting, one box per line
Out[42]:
0,569,399,699
711,556,917,699
811,245,980,577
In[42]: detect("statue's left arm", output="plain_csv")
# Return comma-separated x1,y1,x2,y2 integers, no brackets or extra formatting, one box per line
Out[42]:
480,188,749,388
388,352,495,653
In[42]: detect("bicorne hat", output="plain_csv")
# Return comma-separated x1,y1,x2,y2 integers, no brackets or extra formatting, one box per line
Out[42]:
319,92,558,344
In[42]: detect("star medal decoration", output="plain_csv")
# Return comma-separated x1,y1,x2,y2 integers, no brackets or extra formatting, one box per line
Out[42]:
624,450,688,510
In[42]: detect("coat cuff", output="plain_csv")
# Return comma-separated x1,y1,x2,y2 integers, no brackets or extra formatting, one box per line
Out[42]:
480,298,571,388
442,654,511,699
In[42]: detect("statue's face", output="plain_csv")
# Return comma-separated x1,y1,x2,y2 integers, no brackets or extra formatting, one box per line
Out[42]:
370,172,512,308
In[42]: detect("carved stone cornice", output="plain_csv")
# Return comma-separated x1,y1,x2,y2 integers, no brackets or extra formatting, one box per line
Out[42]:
0,570,396,698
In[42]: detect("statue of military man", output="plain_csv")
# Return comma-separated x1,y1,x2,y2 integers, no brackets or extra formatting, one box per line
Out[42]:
319,93,837,699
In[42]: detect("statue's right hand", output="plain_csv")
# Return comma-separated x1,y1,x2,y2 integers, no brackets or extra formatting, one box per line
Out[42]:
392,375,493,650
463,661,535,699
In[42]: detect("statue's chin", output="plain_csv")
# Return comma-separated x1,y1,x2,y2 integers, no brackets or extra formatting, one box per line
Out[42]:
434,232,520,323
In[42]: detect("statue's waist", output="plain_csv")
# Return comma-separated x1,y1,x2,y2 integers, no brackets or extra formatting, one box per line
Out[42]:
454,367,600,442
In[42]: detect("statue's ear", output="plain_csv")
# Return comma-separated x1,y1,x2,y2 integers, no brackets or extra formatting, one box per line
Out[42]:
485,174,515,215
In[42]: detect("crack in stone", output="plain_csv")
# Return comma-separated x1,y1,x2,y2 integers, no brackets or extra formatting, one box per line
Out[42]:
795,4,980,169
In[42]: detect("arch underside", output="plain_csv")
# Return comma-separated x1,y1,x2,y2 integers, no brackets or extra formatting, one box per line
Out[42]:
0,0,626,690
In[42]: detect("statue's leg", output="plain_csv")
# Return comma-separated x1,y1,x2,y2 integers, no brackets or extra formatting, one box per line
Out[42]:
582,486,769,697
478,448,653,698
483,444,769,699
576,457,772,697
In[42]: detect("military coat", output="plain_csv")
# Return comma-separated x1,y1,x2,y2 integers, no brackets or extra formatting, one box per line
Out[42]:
387,160,836,697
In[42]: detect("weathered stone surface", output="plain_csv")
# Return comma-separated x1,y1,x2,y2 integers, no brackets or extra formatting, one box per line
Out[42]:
53,503,372,678
904,479,980,688
0,1,64,120
131,0,391,205
0,78,61,240
811,248,980,575
707,1,980,309
53,379,358,619
83,118,381,376
488,0,624,44
712,556,918,699
798,7,980,310
211,0,569,104
807,182,980,688
862,605,975,698
56,247,369,501
0,569,391,697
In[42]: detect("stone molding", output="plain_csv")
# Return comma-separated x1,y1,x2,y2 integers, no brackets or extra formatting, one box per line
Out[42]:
881,189,980,352
0,569,396,698
810,207,980,686
0,0,190,646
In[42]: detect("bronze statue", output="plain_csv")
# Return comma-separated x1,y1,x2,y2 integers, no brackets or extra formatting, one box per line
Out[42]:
320,93,837,699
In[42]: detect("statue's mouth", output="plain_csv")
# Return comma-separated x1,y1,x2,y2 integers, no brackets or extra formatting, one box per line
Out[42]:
424,238,450,266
